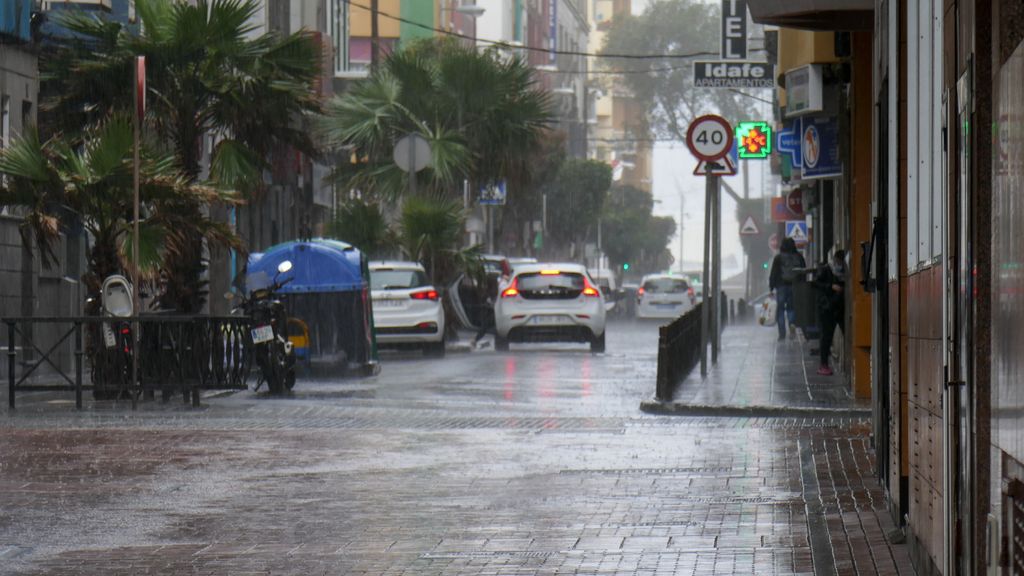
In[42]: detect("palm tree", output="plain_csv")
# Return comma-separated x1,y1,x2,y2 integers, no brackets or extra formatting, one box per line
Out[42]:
0,117,241,307
325,198,396,259
320,38,553,201
43,0,322,311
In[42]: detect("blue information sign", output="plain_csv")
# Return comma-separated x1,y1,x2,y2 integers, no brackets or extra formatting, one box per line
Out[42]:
801,116,842,179
479,180,507,206
776,119,802,170
785,221,808,245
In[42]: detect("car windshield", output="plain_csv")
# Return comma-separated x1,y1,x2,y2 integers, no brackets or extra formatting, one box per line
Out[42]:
520,270,585,291
371,269,429,290
643,278,689,293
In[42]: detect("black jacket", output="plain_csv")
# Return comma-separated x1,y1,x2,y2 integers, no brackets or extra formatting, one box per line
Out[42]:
769,252,806,290
813,263,845,314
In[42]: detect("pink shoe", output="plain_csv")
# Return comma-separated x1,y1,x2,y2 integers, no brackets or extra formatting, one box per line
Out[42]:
817,365,834,376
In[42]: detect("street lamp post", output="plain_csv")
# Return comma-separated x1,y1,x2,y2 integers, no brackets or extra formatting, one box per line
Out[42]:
442,3,486,248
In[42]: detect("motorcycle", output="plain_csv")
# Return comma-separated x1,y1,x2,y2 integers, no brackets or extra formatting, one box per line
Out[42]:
233,260,297,394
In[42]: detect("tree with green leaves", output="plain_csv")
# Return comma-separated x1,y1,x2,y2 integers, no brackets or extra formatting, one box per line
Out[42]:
325,198,396,260
599,0,748,141
544,158,613,255
601,184,676,273
44,0,322,311
320,38,553,201
0,116,241,308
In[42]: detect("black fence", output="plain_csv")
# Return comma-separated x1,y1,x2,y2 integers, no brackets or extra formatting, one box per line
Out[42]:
4,315,251,409
655,303,703,402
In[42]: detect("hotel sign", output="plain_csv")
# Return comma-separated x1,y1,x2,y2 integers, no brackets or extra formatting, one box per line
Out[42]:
693,61,775,89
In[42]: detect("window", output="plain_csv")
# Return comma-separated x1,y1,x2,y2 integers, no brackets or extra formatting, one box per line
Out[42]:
642,278,690,294
1,96,9,149
21,100,31,132
328,0,349,75
370,269,429,291
516,272,586,300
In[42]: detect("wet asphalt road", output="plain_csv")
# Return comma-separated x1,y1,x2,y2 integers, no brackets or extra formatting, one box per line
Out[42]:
0,320,911,575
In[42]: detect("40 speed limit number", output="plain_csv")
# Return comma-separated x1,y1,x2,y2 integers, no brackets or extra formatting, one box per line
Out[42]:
686,115,733,162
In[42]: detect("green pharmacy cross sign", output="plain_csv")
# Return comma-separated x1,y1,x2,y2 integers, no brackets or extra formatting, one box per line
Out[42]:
735,121,772,159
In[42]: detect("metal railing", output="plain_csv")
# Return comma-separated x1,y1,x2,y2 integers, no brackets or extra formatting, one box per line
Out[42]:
655,303,703,402
4,315,251,410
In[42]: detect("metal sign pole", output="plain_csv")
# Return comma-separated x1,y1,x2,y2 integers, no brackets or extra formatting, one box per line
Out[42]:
131,56,144,410
712,174,721,363
408,138,417,196
701,173,713,378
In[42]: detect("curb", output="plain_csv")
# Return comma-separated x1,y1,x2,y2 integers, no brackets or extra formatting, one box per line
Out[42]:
201,389,242,400
639,399,872,418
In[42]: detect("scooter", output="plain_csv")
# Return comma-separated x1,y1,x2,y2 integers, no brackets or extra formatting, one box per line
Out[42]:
234,260,297,394
88,275,134,398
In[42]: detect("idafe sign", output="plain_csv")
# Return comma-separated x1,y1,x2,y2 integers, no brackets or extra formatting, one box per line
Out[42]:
693,61,775,89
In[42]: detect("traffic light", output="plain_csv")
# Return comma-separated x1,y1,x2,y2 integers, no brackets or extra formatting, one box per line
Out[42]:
736,121,772,159
622,263,630,271
762,260,770,270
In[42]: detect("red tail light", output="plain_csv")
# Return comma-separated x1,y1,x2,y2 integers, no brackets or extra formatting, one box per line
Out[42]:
638,287,645,296
501,278,520,298
120,327,131,335
410,290,439,301
582,278,600,297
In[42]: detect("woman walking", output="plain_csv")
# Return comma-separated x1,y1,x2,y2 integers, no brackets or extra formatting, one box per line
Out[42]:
813,249,847,375
768,237,806,341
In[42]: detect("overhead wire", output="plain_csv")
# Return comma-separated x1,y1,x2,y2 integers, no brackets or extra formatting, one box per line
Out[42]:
341,0,766,62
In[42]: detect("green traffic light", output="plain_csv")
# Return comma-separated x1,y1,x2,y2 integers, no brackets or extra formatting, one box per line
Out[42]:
762,261,770,269
623,263,630,271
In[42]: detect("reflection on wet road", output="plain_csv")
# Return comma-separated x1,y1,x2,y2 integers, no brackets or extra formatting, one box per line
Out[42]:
0,319,912,575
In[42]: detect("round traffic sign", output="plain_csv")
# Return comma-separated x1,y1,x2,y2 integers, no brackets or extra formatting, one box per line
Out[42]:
686,115,733,162
393,133,431,173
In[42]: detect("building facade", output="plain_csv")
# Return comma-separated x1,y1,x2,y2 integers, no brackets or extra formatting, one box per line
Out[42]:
752,0,1024,574
756,23,874,402
0,0,85,371
587,0,651,193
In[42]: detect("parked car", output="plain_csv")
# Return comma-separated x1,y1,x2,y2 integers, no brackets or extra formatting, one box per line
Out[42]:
369,261,446,356
588,269,621,314
636,274,695,319
494,263,607,352
447,254,509,332
508,257,538,272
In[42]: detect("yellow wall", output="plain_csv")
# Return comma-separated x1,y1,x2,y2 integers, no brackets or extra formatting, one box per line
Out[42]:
849,30,873,399
776,30,840,107
350,0,401,38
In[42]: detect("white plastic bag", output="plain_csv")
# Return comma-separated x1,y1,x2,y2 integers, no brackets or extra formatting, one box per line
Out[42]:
758,295,778,327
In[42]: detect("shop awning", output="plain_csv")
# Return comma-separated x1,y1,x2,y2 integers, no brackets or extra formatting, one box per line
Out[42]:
748,0,873,31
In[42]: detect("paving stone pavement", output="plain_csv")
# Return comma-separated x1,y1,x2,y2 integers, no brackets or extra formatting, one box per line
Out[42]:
0,320,912,575
668,324,870,411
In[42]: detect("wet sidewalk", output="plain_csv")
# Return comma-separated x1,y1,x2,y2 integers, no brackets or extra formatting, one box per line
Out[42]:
644,321,870,415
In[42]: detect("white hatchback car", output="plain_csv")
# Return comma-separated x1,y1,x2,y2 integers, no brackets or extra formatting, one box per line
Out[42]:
495,263,607,352
636,274,696,319
369,261,445,356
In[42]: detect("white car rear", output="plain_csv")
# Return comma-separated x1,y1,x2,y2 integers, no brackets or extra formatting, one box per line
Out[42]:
369,261,446,356
494,263,607,352
636,274,695,319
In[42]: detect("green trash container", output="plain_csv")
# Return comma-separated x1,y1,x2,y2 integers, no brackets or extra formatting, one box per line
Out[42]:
793,279,820,338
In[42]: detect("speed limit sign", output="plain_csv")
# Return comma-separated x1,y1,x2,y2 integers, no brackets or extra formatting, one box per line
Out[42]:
686,115,733,161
